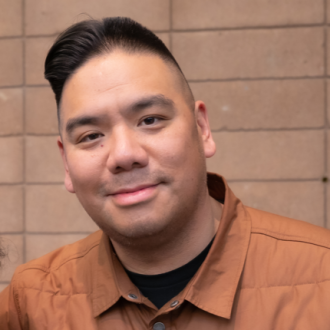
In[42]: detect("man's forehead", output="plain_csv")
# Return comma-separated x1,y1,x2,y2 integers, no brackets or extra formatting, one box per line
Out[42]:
60,51,186,113
63,51,175,99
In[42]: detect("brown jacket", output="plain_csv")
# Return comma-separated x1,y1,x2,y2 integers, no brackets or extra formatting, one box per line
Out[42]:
1,173,330,330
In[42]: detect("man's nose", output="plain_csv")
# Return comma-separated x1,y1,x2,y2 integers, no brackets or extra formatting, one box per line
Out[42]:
106,126,149,173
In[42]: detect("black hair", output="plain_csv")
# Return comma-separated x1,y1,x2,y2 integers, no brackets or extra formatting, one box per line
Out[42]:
44,17,193,120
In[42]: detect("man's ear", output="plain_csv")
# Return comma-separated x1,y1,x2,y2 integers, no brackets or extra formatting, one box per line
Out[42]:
57,137,75,193
194,101,216,158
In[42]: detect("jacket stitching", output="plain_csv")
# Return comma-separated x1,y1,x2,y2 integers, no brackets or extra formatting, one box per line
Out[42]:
240,278,330,290
15,287,90,296
15,241,101,276
251,228,330,250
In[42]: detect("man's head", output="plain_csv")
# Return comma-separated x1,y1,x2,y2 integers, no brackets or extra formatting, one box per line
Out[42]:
45,17,216,249
45,17,194,124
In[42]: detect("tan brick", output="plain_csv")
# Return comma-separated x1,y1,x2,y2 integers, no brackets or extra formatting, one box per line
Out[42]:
155,33,170,50
0,235,23,281
191,79,324,130
173,27,324,80
0,88,23,135
229,181,324,227
26,185,99,232
207,130,324,180
25,136,63,183
25,37,55,85
0,0,22,37
0,185,23,232
0,137,23,183
0,284,8,293
26,233,92,261
26,87,58,134
25,0,169,36
0,39,23,87
173,0,323,30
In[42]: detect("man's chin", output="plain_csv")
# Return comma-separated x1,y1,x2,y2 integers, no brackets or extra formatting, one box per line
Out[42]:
105,222,172,248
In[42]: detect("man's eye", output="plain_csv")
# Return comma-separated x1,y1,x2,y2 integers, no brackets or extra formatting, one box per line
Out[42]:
80,133,102,142
142,117,157,125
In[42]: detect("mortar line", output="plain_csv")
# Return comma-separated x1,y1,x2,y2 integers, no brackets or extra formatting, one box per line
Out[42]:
171,23,324,33
21,29,171,39
211,127,325,133
169,0,173,52
0,133,57,137
324,0,328,229
0,84,25,89
187,76,325,83
22,0,27,264
226,178,321,183
0,35,23,40
1,77,325,91
0,182,63,186
24,133,59,136
1,75,326,88
25,232,95,235
0,183,24,186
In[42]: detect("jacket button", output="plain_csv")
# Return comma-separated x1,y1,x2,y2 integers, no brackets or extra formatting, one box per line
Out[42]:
153,322,165,330
128,293,138,299
170,300,179,307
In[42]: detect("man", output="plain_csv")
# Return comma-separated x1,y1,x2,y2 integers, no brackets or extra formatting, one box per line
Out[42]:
1,17,330,330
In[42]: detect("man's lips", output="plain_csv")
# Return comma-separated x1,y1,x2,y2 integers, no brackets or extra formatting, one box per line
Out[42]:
110,184,159,196
109,184,160,206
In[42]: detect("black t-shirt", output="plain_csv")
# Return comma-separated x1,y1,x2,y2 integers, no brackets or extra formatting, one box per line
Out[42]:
125,238,214,309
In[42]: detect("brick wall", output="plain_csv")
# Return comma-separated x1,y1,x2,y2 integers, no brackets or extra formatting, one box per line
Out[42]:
0,0,328,290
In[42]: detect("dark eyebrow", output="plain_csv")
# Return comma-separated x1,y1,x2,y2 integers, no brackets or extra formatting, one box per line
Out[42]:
66,114,107,136
130,94,175,112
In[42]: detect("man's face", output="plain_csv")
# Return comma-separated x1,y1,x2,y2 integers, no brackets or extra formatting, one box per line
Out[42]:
58,50,216,246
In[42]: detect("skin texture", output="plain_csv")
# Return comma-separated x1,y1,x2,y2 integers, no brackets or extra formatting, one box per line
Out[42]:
58,50,222,274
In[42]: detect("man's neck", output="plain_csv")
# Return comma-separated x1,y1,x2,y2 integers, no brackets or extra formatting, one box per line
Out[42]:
110,196,222,275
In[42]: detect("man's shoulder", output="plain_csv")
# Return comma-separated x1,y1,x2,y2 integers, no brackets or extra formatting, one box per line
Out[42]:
246,206,330,250
11,230,103,291
241,207,330,288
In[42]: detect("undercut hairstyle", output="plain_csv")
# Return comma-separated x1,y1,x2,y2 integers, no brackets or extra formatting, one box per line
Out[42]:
44,17,194,121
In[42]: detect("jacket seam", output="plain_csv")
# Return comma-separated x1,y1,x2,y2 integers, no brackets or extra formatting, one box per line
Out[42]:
240,278,330,290
14,286,91,296
15,241,101,276
251,228,330,250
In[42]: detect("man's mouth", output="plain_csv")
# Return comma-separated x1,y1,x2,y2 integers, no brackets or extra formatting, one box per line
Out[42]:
109,184,160,206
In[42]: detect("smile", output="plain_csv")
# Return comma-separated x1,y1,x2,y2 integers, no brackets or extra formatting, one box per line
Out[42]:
109,184,159,206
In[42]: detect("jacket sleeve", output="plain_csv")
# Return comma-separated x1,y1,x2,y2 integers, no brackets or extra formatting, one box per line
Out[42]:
0,284,23,330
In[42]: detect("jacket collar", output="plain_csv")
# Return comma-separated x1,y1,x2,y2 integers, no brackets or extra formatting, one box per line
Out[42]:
183,173,251,319
91,173,251,319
